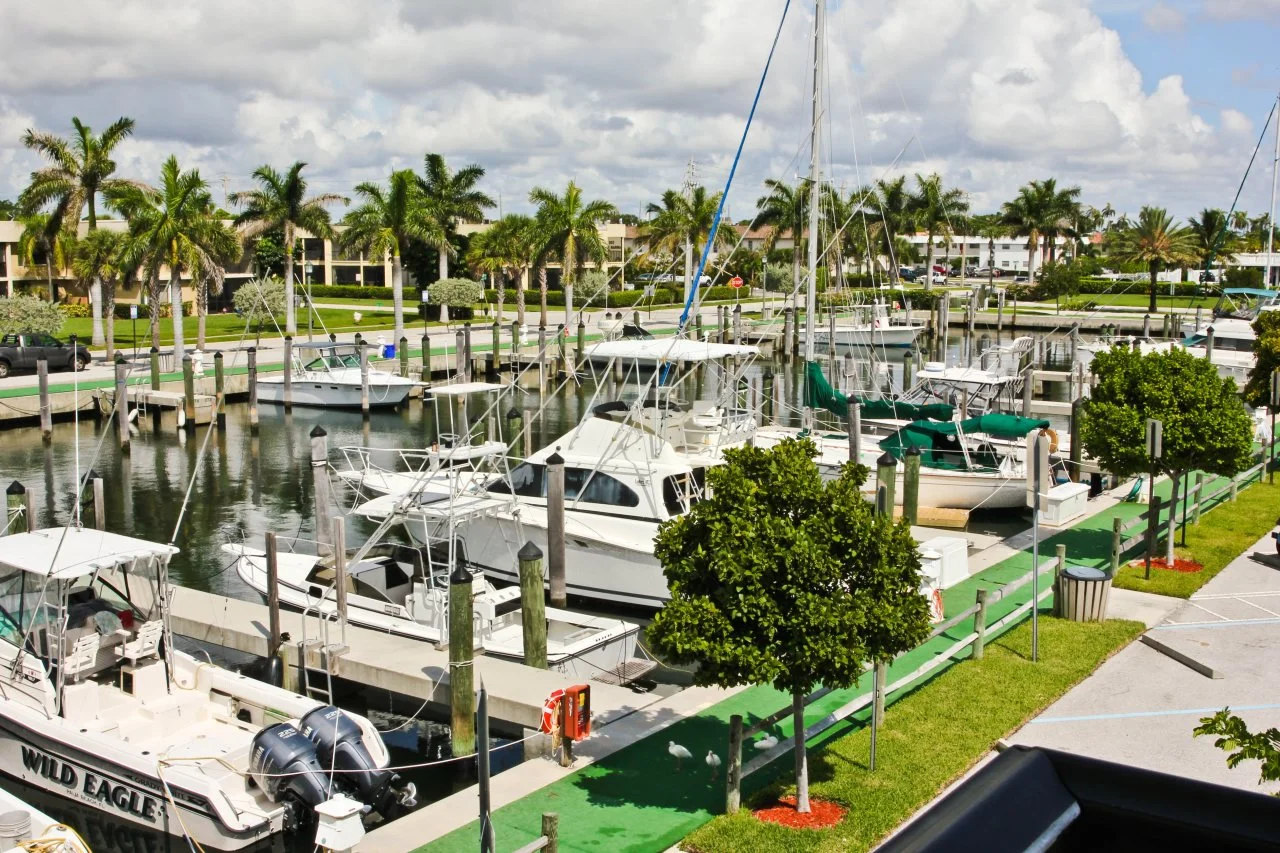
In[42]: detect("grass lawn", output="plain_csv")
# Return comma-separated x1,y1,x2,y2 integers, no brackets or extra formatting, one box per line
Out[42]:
1076,293,1216,310
683,616,1144,853
1112,479,1280,598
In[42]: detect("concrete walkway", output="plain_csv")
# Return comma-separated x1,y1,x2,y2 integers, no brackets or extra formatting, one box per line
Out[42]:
1007,529,1280,794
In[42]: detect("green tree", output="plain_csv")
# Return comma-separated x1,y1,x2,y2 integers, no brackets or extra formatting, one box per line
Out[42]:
19,116,138,345
16,212,73,301
71,229,123,357
969,213,1008,296
575,269,610,304
0,199,17,220
0,295,64,337
427,277,483,320
230,161,347,336
1186,208,1240,274
1080,347,1252,564
867,176,915,280
645,185,733,305
466,214,538,325
530,181,617,325
250,229,288,278
755,179,811,297
1037,261,1080,313
648,439,932,813
907,173,968,290
1194,709,1280,791
1244,311,1280,408
419,153,494,282
232,277,287,331
340,170,447,340
1106,206,1199,313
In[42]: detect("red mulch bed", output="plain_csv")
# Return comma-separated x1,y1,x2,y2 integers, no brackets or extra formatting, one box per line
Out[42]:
1127,557,1204,573
753,795,846,829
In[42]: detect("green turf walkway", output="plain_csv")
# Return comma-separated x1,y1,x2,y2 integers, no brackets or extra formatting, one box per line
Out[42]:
421,474,1239,853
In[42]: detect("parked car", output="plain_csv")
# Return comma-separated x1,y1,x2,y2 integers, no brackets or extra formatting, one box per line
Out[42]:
971,266,1003,278
898,267,919,282
925,272,948,285
0,332,92,378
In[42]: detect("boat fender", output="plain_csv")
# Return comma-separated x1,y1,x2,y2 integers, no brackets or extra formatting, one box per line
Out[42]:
1040,427,1059,454
248,723,332,829
540,689,566,734
300,706,405,816
929,588,945,624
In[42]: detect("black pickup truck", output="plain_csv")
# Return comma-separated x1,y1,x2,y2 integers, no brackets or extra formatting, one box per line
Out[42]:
0,333,92,378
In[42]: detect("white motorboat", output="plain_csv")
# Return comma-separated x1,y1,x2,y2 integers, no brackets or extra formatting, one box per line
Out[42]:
223,537,652,684
258,342,417,409
1178,287,1278,387
582,337,759,369
804,303,925,348
0,528,415,851
0,782,90,852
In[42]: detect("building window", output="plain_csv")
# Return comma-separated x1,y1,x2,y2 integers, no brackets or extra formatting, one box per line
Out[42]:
1001,260,1011,267
1001,244,1012,250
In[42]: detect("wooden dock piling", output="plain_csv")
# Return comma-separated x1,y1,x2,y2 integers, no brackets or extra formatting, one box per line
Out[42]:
903,447,921,525
449,562,476,756
265,531,282,656
247,347,259,433
37,360,51,443
149,347,160,391
311,426,332,552
547,451,567,609
360,342,370,417
213,351,226,426
400,336,409,378
91,475,105,530
182,355,196,431
5,481,27,536
114,357,130,454
283,336,293,411
421,333,431,383
876,452,897,513
518,541,547,670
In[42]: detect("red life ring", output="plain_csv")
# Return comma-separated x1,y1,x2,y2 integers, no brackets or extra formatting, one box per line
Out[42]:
540,689,565,733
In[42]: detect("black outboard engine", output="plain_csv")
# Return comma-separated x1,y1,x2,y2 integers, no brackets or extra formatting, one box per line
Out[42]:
248,723,333,830
300,706,408,815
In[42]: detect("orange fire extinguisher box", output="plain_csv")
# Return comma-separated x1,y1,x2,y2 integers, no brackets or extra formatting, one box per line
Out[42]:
559,684,592,741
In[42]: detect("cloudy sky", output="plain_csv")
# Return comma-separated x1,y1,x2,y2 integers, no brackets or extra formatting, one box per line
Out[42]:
0,0,1276,224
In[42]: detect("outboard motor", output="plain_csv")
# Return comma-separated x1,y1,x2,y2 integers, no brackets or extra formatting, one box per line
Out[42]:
300,706,410,815
249,723,333,830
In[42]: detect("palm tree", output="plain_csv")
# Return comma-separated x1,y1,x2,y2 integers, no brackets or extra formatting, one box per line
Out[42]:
230,162,347,336
1230,210,1250,234
1106,207,1199,313
419,153,494,282
970,214,1007,291
755,179,810,298
19,116,138,345
999,182,1050,279
1039,179,1083,264
645,185,733,305
72,229,122,358
17,213,73,301
906,174,968,290
0,199,17,220
530,181,618,325
1186,208,1240,274
340,170,446,340
467,214,538,325
119,156,240,357
866,176,914,281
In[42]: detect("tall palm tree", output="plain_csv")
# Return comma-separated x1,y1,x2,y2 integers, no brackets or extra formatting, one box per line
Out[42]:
230,162,347,336
645,185,733,305
17,212,74,301
866,176,914,281
19,116,138,344
1230,210,1250,234
530,181,618,325
999,182,1050,279
906,174,968,290
970,213,1007,291
1039,179,1083,264
467,214,538,325
341,170,446,340
119,156,239,357
1186,208,1240,273
755,179,810,298
1106,207,1199,313
419,153,494,281
72,229,122,358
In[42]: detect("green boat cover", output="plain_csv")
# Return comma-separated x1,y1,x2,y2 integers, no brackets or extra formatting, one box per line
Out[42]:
878,413,1051,470
803,360,953,421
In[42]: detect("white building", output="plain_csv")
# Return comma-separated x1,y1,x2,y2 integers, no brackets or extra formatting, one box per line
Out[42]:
901,233,1071,273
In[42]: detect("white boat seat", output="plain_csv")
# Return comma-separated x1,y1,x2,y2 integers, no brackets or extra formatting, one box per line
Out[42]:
64,633,101,683
116,620,163,664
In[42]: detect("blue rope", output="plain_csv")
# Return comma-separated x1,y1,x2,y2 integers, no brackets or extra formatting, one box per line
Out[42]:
672,0,793,338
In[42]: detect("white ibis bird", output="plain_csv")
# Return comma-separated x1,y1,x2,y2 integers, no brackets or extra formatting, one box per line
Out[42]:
754,734,779,750
668,740,692,770
706,750,722,780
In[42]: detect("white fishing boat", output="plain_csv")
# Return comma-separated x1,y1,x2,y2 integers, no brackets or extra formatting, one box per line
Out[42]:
0,527,415,851
258,342,417,409
222,537,652,684
582,337,759,369
1178,288,1278,387
0,782,90,852
803,302,925,348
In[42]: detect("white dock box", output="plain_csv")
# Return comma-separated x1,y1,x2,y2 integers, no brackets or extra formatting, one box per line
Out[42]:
1042,482,1089,526
917,536,970,590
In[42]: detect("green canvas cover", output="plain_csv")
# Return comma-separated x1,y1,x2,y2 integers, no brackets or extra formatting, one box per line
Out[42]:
803,361,953,421
878,413,1051,469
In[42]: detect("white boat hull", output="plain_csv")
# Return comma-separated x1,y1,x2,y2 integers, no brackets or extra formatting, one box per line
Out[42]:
806,324,924,348
258,376,413,408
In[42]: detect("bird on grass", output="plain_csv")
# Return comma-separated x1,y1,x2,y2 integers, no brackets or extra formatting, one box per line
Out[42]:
668,741,692,770
706,750,722,780
754,734,779,750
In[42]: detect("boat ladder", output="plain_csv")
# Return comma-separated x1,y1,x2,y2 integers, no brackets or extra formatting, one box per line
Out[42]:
298,597,348,704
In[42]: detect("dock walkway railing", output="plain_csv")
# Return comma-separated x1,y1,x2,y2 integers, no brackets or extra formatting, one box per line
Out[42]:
724,549,1065,813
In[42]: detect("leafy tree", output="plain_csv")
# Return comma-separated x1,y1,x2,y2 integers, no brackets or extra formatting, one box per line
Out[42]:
820,185,872,278
251,229,289,278
755,179,810,296
645,185,732,305
0,295,65,337
575,269,610,304
1106,207,1199,313
16,212,73,301
648,438,932,813
1037,261,1081,313
232,277,287,331
1080,347,1252,563
1186,208,1240,274
19,115,138,345
71,229,123,358
530,181,617,325
427,277,483,321
466,214,538,323
1194,709,1280,792
230,161,347,336
1224,266,1264,289
907,173,968,290
763,263,791,292
0,199,17,220
340,170,447,343
717,247,764,288
418,153,494,281
866,176,915,280
1000,179,1072,279
1244,310,1280,408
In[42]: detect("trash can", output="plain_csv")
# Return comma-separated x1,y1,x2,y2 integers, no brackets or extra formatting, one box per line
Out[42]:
381,343,395,359
1057,566,1111,622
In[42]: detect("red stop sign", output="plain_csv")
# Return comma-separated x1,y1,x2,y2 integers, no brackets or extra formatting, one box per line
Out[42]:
730,276,744,289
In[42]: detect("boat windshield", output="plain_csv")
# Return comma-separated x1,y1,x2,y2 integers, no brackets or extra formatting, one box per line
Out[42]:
305,353,361,370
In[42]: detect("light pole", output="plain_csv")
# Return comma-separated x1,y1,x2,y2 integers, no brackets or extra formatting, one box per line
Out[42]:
305,262,314,341
1146,418,1162,577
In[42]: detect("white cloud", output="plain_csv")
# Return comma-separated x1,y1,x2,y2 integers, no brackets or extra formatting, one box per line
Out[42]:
1142,2,1186,31
0,0,1265,222
1201,0,1280,21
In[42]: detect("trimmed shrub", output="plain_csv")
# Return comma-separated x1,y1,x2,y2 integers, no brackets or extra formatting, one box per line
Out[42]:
308,284,395,300
428,278,484,308
0,295,65,337
233,277,287,325
59,303,91,319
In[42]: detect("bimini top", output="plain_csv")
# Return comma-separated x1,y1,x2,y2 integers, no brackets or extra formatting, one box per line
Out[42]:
879,414,1051,467
584,338,758,362
0,528,178,580
1221,288,1278,298
428,381,508,396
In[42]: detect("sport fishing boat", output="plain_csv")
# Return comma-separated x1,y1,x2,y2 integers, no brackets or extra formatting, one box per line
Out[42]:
223,536,652,684
0,782,90,852
258,342,417,409
1179,288,1278,387
803,301,926,348
0,527,415,851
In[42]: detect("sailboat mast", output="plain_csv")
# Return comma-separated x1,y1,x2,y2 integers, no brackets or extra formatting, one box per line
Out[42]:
1267,90,1280,289
803,0,824,365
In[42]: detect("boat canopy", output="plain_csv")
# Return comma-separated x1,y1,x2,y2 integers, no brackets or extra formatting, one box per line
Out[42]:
1221,288,1278,298
879,414,1051,468
0,528,178,580
585,338,758,362
429,381,507,396
804,361,954,421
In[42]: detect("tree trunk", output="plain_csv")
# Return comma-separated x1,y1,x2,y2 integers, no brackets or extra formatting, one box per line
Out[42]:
438,244,449,283
197,283,207,351
497,269,506,320
392,251,405,344
1149,262,1159,314
45,244,55,303
284,222,296,336
149,269,161,350
792,690,810,813
539,265,548,328
565,280,574,328
517,266,527,326
1026,234,1037,281
104,280,116,361
170,269,185,362
925,229,935,291
684,237,694,305
1166,468,1181,564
